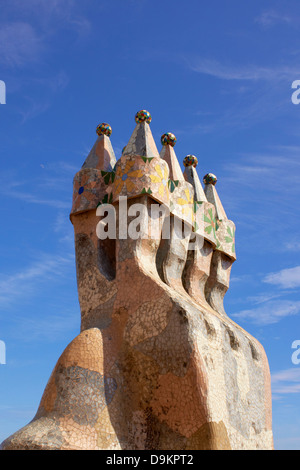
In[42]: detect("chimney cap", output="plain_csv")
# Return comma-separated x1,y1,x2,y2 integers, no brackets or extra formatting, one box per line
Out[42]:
135,109,152,124
203,173,217,186
161,132,177,147
183,155,198,168
96,122,112,137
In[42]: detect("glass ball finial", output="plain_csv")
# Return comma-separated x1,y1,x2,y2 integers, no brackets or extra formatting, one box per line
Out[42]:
96,123,112,137
183,155,198,168
161,132,177,147
203,173,217,185
135,109,152,124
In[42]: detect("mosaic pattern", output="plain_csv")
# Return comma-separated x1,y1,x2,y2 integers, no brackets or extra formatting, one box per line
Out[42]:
192,202,218,248
113,159,144,198
71,169,107,214
204,207,219,241
176,187,194,222
202,181,236,261
1,112,273,451
161,133,177,147
96,123,112,137
149,163,169,200
203,173,217,186
168,179,179,193
110,154,170,206
135,109,152,124
97,192,113,207
183,155,198,168
225,226,235,254
214,220,236,259
141,156,154,164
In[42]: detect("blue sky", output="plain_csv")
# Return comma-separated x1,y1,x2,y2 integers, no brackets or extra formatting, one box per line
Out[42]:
0,0,300,450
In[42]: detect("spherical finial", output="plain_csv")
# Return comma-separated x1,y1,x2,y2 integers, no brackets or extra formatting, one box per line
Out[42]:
96,123,112,137
161,132,177,147
135,109,152,124
203,173,217,185
183,155,198,168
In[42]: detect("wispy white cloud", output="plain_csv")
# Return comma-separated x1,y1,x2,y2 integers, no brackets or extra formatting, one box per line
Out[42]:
230,274,253,284
222,151,300,217
0,246,79,342
272,368,300,397
3,188,70,209
182,50,300,134
0,1,91,76
4,0,92,38
224,158,300,196
18,100,51,124
187,57,300,82
255,10,294,28
246,293,284,305
0,165,73,209
180,63,295,135
0,22,42,67
30,71,69,94
272,368,300,384
13,308,79,342
285,241,300,252
0,252,74,308
232,300,300,325
53,211,74,246
17,71,70,123
53,212,68,233
217,152,299,254
264,267,300,290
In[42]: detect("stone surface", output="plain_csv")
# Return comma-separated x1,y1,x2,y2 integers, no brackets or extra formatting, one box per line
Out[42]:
71,133,117,215
123,120,158,159
183,159,206,203
203,175,236,318
1,111,273,451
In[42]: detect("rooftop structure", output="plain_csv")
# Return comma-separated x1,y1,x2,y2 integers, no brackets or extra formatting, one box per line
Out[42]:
1,110,273,450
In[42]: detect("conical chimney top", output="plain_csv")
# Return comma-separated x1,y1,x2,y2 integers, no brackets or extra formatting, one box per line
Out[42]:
159,132,184,181
81,122,116,172
183,155,207,202
203,173,228,220
122,110,159,159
